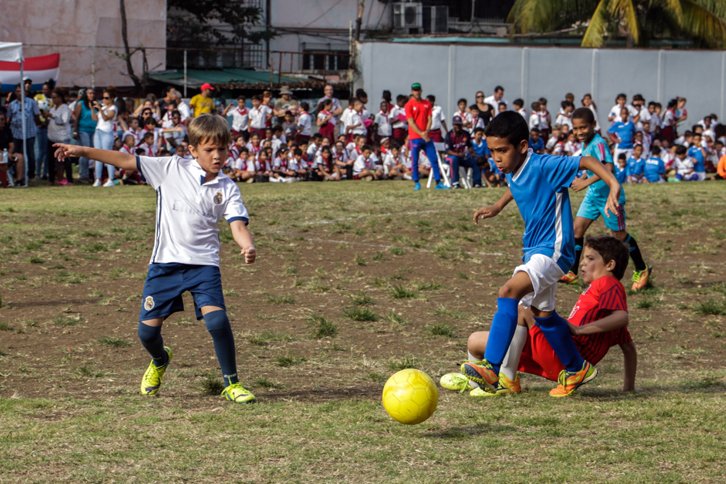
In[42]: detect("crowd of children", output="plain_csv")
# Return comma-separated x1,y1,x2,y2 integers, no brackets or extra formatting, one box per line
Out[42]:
4,81,726,188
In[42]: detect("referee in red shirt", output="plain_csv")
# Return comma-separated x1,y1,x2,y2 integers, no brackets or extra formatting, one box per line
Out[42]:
405,82,448,191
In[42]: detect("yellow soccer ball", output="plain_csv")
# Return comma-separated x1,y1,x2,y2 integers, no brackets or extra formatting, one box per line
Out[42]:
382,368,438,425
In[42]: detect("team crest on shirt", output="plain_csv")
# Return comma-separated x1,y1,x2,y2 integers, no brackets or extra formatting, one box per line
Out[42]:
213,191,223,204
144,296,155,311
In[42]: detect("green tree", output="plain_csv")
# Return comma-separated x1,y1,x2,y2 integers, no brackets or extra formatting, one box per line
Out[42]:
167,0,273,47
508,0,726,48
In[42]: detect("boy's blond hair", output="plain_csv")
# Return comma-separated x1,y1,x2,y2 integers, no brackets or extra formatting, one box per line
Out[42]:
188,114,230,147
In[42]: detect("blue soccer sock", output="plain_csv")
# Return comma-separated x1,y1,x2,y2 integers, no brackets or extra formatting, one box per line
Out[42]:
204,310,239,387
138,322,168,367
483,297,519,374
535,312,584,372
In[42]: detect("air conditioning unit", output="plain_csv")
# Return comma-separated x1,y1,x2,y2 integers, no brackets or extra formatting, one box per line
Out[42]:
393,2,423,32
423,6,448,34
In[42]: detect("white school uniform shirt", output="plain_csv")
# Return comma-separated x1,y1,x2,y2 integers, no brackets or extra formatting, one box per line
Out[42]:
353,154,371,175
389,106,407,129
484,95,508,109
297,111,313,136
675,156,694,176
517,108,527,121
375,111,392,137
555,113,572,129
177,101,191,122
608,104,638,121
137,154,249,267
430,105,446,131
230,106,249,132
340,106,356,131
528,112,541,131
349,111,367,135
249,105,271,129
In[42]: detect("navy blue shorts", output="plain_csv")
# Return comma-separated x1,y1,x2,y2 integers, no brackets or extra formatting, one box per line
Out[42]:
139,263,226,322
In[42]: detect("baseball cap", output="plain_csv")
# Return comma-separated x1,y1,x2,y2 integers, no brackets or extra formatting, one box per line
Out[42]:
201,83,215,91
411,82,422,91
452,116,463,125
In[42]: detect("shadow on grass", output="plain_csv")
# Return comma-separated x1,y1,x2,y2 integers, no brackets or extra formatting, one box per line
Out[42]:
260,385,381,402
6,299,96,308
425,423,515,439
575,379,726,400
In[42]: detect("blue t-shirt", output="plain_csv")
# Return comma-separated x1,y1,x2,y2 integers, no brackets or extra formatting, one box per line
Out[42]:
582,134,613,197
627,156,645,177
614,163,628,184
505,150,580,272
644,156,665,182
608,121,635,149
687,145,705,173
529,137,544,153
470,138,490,158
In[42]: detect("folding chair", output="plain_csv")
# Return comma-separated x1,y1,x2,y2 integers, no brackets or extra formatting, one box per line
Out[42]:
426,142,452,189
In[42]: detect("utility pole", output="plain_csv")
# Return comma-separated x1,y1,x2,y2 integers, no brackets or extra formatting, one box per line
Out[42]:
349,0,365,96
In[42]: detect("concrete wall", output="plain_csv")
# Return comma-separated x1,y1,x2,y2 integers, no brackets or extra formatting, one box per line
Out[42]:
268,0,390,71
358,42,726,128
0,0,166,88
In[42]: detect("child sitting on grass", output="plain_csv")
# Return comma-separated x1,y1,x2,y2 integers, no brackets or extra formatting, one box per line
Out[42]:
442,236,636,396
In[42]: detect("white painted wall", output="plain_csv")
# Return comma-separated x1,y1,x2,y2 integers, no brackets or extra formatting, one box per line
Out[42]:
1,0,166,88
358,42,726,129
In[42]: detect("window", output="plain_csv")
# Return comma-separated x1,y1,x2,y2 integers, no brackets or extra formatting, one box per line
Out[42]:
302,51,349,72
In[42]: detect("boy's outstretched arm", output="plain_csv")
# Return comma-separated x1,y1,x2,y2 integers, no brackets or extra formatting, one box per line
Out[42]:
568,310,628,336
54,143,137,172
229,220,256,264
620,341,637,391
579,155,620,216
473,187,513,224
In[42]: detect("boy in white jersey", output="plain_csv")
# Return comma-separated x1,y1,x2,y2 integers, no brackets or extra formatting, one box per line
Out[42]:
53,114,258,404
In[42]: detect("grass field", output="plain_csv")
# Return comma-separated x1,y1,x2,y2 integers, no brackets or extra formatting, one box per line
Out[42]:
0,181,724,482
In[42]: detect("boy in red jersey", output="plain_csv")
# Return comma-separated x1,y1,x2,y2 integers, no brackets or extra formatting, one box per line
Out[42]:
441,235,637,397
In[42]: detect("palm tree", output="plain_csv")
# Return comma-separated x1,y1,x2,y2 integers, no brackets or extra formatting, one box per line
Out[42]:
508,0,726,48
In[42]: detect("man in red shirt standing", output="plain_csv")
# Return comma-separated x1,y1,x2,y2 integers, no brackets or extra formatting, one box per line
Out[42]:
405,82,448,191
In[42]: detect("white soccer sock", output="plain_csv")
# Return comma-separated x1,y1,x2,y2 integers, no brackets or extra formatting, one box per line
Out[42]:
500,325,528,381
467,351,478,362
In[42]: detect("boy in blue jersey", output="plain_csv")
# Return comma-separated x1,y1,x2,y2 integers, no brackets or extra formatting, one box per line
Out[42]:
614,153,628,184
643,146,666,183
54,114,258,404
608,108,636,162
470,127,492,187
561,108,652,292
687,132,707,181
626,144,646,184
462,111,621,397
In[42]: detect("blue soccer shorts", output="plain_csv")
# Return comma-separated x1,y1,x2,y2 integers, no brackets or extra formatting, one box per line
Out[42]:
576,192,627,232
139,263,226,322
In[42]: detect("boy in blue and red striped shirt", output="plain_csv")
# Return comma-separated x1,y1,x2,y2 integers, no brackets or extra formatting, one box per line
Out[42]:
442,236,637,396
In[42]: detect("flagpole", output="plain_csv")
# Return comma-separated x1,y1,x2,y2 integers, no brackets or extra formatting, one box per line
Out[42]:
19,46,27,187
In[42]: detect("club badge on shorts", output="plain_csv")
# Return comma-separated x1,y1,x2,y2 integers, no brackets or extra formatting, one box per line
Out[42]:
214,191,223,204
144,296,155,311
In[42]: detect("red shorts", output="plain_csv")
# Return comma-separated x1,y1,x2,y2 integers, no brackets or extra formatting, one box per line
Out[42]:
428,129,442,142
517,326,565,382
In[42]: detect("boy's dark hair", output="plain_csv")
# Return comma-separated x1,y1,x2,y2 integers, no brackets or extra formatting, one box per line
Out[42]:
584,236,629,280
485,111,529,146
300,102,310,111
252,95,262,101
311,133,322,140
396,94,407,103
473,127,485,134
618,153,627,160
675,145,687,155
457,97,467,105
293,148,303,156
530,127,540,134
426,94,436,102
513,98,524,108
651,145,661,155
469,104,480,111
362,144,372,152
239,146,249,153
572,107,595,125
531,101,540,111
538,97,548,105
